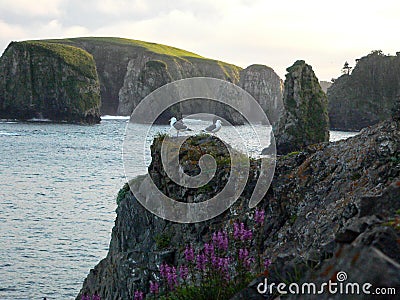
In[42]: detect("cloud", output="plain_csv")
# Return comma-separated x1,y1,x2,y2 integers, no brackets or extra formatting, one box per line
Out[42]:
0,0,62,18
0,0,399,80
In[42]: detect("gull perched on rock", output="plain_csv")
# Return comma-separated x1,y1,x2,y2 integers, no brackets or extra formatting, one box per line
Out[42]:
169,117,192,137
203,119,222,134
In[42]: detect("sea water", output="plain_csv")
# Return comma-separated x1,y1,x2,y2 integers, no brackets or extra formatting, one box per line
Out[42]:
0,117,358,299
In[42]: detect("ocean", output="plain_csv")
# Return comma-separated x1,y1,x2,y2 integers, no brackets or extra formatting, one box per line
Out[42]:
0,117,358,299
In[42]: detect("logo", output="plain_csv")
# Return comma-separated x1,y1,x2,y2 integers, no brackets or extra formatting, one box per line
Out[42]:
122,77,276,223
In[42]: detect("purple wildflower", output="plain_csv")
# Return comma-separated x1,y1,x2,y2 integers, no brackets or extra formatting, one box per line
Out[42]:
184,245,195,262
149,281,159,294
212,231,228,251
204,243,214,256
210,253,219,268
159,262,170,278
243,256,255,269
179,265,189,280
196,253,208,271
166,266,178,290
242,229,253,241
254,209,265,224
217,257,230,271
264,258,272,269
134,290,144,300
233,222,253,241
238,248,249,261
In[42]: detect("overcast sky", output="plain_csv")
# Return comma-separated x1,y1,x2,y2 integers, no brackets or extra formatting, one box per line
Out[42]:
0,0,399,81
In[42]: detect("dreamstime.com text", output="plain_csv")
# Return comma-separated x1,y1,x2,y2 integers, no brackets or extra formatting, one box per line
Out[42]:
257,271,397,296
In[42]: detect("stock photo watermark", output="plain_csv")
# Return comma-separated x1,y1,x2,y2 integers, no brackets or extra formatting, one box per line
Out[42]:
257,271,397,296
122,77,276,223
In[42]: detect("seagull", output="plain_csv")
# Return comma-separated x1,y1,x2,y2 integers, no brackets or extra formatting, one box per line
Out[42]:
169,117,192,137
203,119,222,134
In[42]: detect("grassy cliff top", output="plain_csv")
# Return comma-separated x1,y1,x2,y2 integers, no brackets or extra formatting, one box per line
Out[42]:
39,37,241,72
13,41,97,79
42,37,205,59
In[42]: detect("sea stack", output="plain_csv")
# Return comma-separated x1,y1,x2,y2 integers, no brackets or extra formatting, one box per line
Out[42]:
275,60,329,154
239,64,284,126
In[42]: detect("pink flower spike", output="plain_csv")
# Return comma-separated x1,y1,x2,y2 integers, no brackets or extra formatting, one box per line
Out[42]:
149,281,159,294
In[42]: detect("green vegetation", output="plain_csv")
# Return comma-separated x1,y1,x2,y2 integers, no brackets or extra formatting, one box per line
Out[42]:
384,209,400,231
17,41,97,79
154,233,172,250
38,37,241,79
116,183,131,206
43,37,206,59
285,151,301,158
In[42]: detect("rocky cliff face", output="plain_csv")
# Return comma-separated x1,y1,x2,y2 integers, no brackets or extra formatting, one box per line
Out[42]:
1,37,286,124
239,64,284,126
77,117,399,299
328,51,400,131
0,41,101,123
42,37,242,119
276,60,329,154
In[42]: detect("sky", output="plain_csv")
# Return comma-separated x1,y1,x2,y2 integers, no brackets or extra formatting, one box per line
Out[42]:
0,0,399,81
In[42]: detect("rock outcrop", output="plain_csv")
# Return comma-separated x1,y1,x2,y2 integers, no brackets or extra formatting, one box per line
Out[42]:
0,37,288,124
77,116,399,299
275,60,329,154
0,41,101,123
45,37,242,119
239,64,284,126
328,50,400,131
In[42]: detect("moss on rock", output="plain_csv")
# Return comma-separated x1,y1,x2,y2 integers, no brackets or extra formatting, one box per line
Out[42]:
0,41,101,123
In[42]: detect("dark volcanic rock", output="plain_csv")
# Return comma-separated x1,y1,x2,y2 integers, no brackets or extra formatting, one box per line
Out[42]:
328,51,400,131
0,41,101,123
276,60,329,154
77,119,399,299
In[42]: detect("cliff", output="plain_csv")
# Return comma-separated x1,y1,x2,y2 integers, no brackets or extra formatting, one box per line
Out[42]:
41,37,242,119
239,64,284,126
77,117,399,299
276,60,329,154
0,41,101,123
0,37,287,125
328,51,400,131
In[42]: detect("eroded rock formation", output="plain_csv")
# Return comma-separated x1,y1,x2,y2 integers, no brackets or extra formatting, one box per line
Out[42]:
275,60,329,154
239,64,284,126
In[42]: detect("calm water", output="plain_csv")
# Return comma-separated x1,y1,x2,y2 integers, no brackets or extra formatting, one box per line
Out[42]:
0,117,357,299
